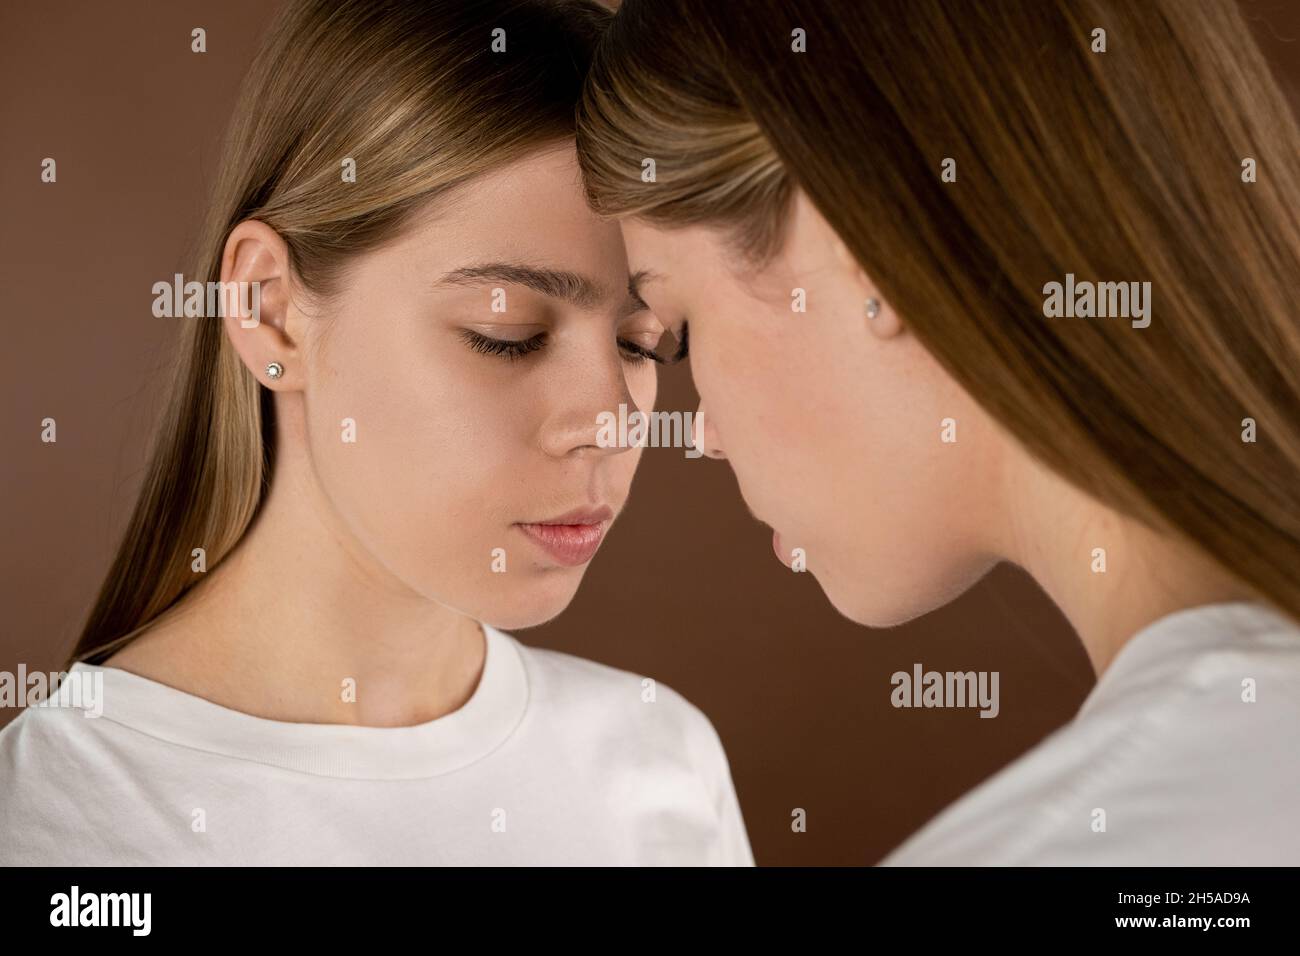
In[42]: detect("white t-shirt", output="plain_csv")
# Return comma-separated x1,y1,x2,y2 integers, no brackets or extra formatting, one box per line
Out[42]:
0,624,754,866
882,601,1300,865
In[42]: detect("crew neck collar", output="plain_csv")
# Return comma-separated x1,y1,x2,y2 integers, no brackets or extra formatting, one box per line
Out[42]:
1076,600,1298,719
65,623,529,780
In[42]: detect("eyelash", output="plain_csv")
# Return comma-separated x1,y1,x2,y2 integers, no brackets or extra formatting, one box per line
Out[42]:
459,329,667,365
671,321,689,363
459,329,547,361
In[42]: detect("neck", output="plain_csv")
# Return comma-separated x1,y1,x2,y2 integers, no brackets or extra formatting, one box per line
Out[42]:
999,454,1257,676
125,402,485,727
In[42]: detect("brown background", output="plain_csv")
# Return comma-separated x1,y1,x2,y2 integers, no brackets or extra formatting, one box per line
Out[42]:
2,0,1296,865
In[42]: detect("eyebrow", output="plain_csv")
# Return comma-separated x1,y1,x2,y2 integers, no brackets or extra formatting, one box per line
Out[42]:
628,269,662,303
434,261,630,312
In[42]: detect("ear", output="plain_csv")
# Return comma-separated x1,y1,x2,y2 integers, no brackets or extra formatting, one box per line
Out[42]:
826,220,904,340
220,219,303,390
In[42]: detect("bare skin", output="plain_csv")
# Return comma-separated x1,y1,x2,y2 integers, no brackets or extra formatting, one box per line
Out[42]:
622,190,1256,676
106,144,663,727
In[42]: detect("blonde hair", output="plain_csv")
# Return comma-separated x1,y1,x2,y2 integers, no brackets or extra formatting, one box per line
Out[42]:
70,0,611,666
577,0,1300,622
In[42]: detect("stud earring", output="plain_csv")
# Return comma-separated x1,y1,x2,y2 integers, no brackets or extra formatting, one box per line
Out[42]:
266,361,284,380
864,297,881,320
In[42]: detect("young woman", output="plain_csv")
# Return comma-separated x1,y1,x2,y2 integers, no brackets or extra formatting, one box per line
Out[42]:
0,0,752,866
575,0,1300,864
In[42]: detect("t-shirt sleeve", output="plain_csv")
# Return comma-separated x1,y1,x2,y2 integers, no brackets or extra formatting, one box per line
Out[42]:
687,703,755,866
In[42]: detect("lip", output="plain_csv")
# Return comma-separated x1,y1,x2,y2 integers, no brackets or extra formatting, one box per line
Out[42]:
515,505,614,567
527,505,614,526
773,529,793,568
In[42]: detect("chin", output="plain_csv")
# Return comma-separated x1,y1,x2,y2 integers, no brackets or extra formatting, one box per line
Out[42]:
474,572,585,632
816,558,997,629
822,584,932,630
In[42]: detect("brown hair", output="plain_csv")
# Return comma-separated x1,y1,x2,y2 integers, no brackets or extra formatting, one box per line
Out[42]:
576,0,1300,621
70,0,611,666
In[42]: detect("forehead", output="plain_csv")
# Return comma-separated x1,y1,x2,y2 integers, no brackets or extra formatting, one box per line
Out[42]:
620,218,796,308
619,220,718,294
382,143,628,279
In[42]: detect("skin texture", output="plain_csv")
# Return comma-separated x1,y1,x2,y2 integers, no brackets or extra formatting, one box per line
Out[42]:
107,144,662,726
623,189,1254,675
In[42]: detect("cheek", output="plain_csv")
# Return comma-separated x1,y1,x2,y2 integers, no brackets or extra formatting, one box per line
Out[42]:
693,323,778,436
816,340,979,527
703,318,990,543
302,318,531,575
808,344,1002,621
691,317,831,509
626,360,658,415
613,363,655,486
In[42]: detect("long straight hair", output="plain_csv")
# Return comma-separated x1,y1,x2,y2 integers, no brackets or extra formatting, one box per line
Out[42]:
69,0,611,667
576,0,1300,622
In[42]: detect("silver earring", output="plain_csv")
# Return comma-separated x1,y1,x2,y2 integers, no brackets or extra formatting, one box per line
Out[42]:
864,297,881,320
265,361,284,380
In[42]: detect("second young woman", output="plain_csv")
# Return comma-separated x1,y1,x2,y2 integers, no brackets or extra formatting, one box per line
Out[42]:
576,0,1300,864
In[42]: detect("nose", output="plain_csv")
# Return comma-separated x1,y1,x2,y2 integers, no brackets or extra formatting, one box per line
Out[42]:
694,399,727,459
540,349,642,460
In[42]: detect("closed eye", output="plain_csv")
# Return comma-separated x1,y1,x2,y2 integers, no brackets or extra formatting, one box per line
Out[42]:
617,338,665,365
460,328,673,366
457,325,686,366
459,328,547,361
670,321,689,364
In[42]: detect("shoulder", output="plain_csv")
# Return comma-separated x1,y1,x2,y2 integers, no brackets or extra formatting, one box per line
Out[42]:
496,629,754,865
885,605,1300,865
499,629,730,768
0,666,126,773
0,681,110,770
0,662,140,792
0,690,126,863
